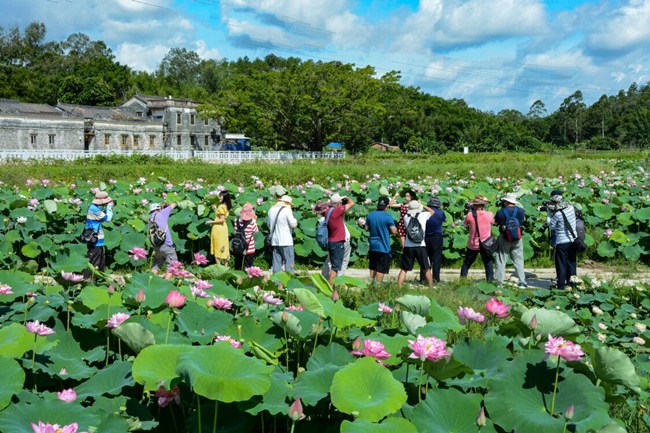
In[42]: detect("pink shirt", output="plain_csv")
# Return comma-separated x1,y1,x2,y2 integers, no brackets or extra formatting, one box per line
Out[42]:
464,210,494,251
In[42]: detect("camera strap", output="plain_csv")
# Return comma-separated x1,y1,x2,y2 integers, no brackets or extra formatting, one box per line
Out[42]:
559,209,577,241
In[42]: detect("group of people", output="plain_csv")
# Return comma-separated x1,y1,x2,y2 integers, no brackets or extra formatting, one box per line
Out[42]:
82,187,583,289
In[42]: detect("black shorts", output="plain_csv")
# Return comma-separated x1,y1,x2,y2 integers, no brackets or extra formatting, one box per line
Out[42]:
401,246,430,271
369,251,391,274
328,241,345,272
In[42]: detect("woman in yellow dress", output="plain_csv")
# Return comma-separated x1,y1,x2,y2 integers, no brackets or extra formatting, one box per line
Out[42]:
207,190,232,265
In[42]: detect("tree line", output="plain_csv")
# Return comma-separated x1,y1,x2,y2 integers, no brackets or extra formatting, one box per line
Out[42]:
1,22,649,153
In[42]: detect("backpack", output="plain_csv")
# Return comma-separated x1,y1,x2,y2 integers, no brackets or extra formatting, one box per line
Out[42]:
148,216,166,247
502,207,522,241
406,213,424,243
316,208,334,249
231,219,250,255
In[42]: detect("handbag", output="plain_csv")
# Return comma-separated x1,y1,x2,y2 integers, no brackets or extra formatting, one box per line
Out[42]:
472,209,498,255
559,209,586,252
80,227,99,245
265,207,285,255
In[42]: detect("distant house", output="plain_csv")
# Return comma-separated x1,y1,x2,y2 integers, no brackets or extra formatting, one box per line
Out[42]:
325,142,344,152
0,94,222,151
370,142,400,152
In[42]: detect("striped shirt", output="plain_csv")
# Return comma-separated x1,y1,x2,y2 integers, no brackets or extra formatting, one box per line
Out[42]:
234,218,259,255
549,205,577,245
85,203,113,247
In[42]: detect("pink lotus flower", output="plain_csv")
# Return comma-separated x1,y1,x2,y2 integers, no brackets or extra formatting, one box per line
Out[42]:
246,266,264,278
155,385,181,408
378,303,393,314
351,339,391,361
192,253,209,266
214,335,242,348
408,335,450,362
106,313,131,329
485,297,510,318
135,289,146,303
0,284,13,295
59,368,68,376
287,305,303,312
457,307,486,324
128,247,148,261
31,421,81,433
26,321,55,336
263,293,283,306
545,334,584,361
190,287,209,298
208,296,233,310
165,290,186,308
61,271,84,283
57,388,77,403
194,280,213,290
288,397,305,421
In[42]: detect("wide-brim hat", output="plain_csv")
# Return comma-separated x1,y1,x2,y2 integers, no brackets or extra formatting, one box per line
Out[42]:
92,191,113,205
240,203,255,221
330,193,344,204
279,195,293,206
470,195,489,206
427,197,442,209
502,193,518,205
269,185,287,198
407,200,422,215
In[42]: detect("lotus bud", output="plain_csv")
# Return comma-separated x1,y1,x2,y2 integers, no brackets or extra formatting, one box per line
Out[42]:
564,404,574,421
282,312,289,322
135,289,146,304
529,314,538,330
332,288,339,302
107,283,115,295
476,406,487,427
352,337,362,351
288,397,304,421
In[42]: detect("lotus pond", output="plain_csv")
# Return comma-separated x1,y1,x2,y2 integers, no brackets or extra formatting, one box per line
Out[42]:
0,165,649,433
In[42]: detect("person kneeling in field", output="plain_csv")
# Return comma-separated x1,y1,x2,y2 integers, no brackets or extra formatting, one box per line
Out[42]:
364,196,397,283
149,202,178,280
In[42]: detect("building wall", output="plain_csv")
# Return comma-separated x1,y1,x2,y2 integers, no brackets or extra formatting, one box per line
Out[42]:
0,115,84,149
88,120,164,151
163,107,221,150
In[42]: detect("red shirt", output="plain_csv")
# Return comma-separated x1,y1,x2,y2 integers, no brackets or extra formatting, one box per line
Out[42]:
327,205,347,242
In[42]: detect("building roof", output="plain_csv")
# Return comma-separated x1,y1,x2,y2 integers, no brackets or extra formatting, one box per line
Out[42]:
0,99,60,115
127,94,200,109
57,103,144,121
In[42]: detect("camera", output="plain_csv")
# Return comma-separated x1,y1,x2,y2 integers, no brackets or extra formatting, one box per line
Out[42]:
112,200,117,206
342,197,349,205
538,223,549,233
537,200,551,212
464,202,473,210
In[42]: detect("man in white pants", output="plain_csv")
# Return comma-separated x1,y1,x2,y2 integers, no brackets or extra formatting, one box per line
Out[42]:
494,193,527,287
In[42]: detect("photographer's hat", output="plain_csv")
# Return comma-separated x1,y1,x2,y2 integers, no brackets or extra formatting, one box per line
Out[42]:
502,193,518,205
427,197,442,209
470,195,489,206
149,203,162,213
92,191,113,205
407,200,422,215
550,189,563,203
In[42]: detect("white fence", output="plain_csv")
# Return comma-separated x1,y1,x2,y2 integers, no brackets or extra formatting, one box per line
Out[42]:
0,149,346,163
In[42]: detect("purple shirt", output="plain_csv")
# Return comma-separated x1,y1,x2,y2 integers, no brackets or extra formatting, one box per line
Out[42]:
154,206,174,246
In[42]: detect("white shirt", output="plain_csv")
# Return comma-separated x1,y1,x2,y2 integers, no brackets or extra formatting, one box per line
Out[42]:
403,212,430,247
268,204,298,246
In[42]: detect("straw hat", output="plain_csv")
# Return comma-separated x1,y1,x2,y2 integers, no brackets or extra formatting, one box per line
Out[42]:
470,195,489,206
278,195,293,206
92,191,113,205
407,200,422,215
240,203,255,221
502,193,518,205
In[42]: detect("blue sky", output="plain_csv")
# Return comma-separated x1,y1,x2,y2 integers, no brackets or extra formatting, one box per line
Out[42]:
2,0,649,114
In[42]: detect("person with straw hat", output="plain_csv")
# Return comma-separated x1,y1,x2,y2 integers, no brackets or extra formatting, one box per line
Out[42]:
460,195,494,282
232,203,258,270
82,191,116,280
267,195,298,274
495,192,527,288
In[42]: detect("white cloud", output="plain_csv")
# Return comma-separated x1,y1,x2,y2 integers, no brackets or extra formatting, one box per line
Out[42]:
611,71,626,82
193,40,221,60
115,42,171,72
586,0,650,54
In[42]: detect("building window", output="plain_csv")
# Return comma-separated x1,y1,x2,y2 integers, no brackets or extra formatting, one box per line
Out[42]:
133,135,140,146
104,134,111,146
176,113,182,125
136,111,143,117
149,135,156,148
190,114,195,125
204,136,209,147
30,134,37,145
177,135,182,146
121,135,128,147
48,134,55,145
204,118,209,126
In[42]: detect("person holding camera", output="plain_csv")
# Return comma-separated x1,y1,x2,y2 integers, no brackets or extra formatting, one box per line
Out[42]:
267,195,298,274
149,202,178,280
82,191,115,280
326,193,355,284
460,196,494,282
545,190,578,289
424,197,446,283
494,193,527,287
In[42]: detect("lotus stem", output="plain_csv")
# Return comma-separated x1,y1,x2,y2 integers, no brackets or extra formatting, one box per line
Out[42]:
418,360,425,403
23,295,28,325
550,355,561,416
118,338,122,360
197,394,202,433
31,333,37,368
283,324,290,372
213,400,218,433
105,302,111,366
170,403,178,433
165,312,173,344
290,420,295,433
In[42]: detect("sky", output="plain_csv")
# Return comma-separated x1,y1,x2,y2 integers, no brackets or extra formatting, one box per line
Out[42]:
2,0,650,114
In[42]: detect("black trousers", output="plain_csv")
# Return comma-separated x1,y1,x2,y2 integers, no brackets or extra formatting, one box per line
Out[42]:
460,248,494,282
83,245,105,279
425,235,444,282
554,242,577,289
234,252,255,271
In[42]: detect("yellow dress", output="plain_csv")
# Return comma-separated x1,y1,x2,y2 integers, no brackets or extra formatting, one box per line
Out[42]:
210,204,230,260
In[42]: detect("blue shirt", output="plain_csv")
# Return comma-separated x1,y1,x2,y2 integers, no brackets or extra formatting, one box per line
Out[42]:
425,208,446,236
365,210,395,253
85,203,113,247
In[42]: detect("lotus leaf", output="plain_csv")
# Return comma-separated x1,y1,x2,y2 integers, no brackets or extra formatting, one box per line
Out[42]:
75,360,134,398
132,344,187,390
396,295,431,316
520,308,580,336
341,417,418,433
331,357,407,422
409,388,495,433
0,399,100,433
0,356,25,410
112,322,156,353
591,346,642,394
293,288,325,316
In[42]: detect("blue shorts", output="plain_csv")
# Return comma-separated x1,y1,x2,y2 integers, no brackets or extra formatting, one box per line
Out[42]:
328,241,345,272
